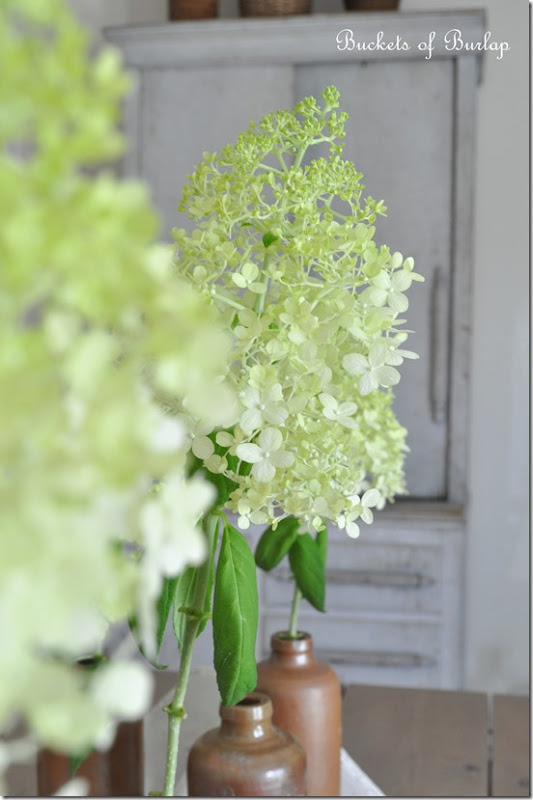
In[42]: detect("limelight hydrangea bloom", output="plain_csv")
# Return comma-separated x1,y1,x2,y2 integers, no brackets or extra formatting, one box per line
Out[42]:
0,0,235,779
173,87,424,535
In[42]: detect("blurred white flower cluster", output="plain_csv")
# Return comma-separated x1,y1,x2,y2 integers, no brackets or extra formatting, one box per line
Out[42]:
173,87,423,535
0,0,235,781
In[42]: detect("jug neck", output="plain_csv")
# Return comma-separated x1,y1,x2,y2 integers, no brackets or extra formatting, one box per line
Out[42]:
269,631,314,667
219,692,275,740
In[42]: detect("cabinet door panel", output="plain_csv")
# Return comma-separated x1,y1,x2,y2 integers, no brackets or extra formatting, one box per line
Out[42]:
140,66,293,238
139,58,453,499
263,539,443,614
295,61,453,499
261,612,442,688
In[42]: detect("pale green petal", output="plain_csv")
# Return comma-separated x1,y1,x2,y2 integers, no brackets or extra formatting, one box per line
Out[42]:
342,353,367,375
191,435,215,460
249,282,267,294
231,273,247,288
359,371,378,395
54,778,89,796
374,365,401,387
91,661,153,720
345,520,360,538
264,404,288,426
391,271,413,291
240,407,262,434
338,402,358,416
364,287,388,307
388,291,409,313
270,450,294,468
250,510,269,524
390,251,403,268
266,383,284,402
371,271,391,289
362,488,382,507
361,507,374,524
339,416,359,429
236,443,264,463
385,350,404,366
241,387,260,408
368,341,389,368
252,460,276,482
319,392,337,411
216,431,234,447
205,454,228,473
242,262,259,280
396,348,420,360
259,427,282,452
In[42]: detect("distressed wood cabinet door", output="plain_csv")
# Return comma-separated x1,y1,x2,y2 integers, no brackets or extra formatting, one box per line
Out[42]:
107,11,484,688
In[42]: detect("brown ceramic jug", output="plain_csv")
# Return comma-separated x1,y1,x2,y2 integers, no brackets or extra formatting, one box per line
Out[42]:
37,720,144,796
256,631,342,796
187,691,306,796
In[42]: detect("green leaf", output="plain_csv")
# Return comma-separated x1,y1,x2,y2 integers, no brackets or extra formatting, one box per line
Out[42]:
208,471,238,507
172,566,199,654
288,533,326,613
155,576,178,657
262,232,279,248
127,616,168,670
255,517,300,571
68,747,92,777
198,517,220,638
189,445,239,507
213,524,258,706
316,525,328,567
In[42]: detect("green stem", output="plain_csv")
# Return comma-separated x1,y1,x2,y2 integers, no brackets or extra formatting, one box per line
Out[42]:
211,289,246,312
288,585,302,639
160,513,218,797
253,252,271,316
293,146,307,170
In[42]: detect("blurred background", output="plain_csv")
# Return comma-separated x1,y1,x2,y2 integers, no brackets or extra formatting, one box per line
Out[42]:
70,0,528,695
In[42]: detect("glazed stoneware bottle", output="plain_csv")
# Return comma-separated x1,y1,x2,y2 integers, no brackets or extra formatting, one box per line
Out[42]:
256,631,342,796
187,691,306,797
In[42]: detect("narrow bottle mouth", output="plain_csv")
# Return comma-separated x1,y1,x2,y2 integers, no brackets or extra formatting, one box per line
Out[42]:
220,691,272,722
271,630,312,654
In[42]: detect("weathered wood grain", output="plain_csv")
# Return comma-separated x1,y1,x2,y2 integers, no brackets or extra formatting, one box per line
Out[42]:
343,683,488,796
492,693,530,797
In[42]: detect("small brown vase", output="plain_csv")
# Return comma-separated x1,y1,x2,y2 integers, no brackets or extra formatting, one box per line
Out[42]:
344,0,400,10
239,0,311,17
187,691,306,796
256,632,342,797
37,656,144,796
169,0,217,20
37,720,144,797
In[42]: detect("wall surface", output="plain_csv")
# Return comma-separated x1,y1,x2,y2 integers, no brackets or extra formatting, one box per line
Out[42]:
70,0,529,694
399,0,529,695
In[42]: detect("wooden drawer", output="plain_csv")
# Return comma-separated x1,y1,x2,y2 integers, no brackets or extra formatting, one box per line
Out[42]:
260,612,443,689
251,507,463,688
263,538,443,615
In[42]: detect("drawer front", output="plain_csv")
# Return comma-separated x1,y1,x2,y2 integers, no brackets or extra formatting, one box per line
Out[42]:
263,539,443,615
260,613,442,689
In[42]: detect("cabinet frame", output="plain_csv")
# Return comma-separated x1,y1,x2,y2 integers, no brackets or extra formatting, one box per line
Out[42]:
106,12,485,687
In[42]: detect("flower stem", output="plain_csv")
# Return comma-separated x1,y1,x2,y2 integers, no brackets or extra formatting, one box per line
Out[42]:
288,584,302,639
253,252,271,317
211,289,246,311
160,513,218,796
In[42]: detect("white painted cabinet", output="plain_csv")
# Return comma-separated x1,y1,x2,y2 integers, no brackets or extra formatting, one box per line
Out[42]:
107,11,484,688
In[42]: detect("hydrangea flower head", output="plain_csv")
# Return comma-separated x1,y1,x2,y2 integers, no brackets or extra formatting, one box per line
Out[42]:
0,0,236,772
173,87,424,534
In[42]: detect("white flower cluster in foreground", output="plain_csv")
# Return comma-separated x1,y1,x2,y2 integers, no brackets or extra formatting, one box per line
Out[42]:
0,0,236,779
173,87,424,535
